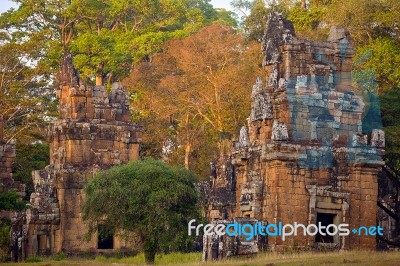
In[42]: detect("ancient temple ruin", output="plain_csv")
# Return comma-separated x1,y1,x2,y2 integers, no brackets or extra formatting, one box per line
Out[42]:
204,12,385,259
0,116,18,194
0,115,25,211
0,116,26,261
13,52,142,258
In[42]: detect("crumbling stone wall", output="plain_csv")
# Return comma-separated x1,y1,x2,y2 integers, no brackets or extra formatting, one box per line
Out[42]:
0,116,26,262
0,116,25,208
19,52,142,257
0,116,17,192
204,12,384,259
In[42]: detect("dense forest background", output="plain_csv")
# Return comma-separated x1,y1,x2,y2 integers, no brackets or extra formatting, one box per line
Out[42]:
0,0,399,197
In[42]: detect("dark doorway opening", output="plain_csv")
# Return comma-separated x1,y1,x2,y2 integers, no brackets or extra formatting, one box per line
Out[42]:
97,225,114,249
315,213,335,243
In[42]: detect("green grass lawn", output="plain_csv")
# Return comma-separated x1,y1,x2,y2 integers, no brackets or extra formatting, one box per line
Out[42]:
3,250,400,265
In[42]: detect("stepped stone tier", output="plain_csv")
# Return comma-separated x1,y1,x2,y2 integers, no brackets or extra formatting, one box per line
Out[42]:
15,52,142,258
203,12,385,260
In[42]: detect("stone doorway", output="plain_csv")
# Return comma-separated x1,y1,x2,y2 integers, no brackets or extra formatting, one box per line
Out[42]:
97,225,114,250
315,213,336,243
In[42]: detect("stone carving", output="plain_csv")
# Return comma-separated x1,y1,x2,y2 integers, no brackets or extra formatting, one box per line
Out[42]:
250,78,273,121
278,78,287,91
238,126,250,148
56,51,80,87
268,66,279,89
371,129,385,148
271,120,288,141
251,77,263,97
262,12,296,66
352,134,368,147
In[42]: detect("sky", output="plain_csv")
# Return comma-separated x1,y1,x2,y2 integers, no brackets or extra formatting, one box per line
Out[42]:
0,0,234,14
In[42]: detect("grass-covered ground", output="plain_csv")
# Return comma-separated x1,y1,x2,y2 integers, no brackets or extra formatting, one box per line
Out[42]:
3,250,400,265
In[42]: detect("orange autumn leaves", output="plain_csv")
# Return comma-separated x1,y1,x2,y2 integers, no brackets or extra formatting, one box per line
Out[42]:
125,24,262,176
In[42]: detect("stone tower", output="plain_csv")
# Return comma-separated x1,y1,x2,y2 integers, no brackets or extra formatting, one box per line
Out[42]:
204,13,384,259
20,52,142,257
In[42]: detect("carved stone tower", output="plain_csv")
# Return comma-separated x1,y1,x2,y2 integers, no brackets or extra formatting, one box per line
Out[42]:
21,52,142,256
204,12,384,259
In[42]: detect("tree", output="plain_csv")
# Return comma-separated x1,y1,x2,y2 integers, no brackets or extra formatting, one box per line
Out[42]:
380,87,400,174
82,158,200,264
0,185,27,262
354,37,400,92
243,0,270,42
125,24,262,175
0,0,217,86
0,187,26,212
13,142,50,199
0,33,56,142
0,0,219,141
214,8,239,28
323,0,400,43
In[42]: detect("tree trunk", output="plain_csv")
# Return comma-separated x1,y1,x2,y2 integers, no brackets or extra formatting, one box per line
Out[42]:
184,113,191,170
96,75,103,86
144,238,157,264
96,63,104,86
184,143,191,170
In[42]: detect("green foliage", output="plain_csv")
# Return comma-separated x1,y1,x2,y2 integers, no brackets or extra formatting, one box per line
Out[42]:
0,0,219,86
0,219,11,262
0,32,57,142
95,252,201,264
82,158,200,264
214,9,239,27
323,0,400,43
287,7,327,39
13,143,50,199
0,188,26,212
51,252,67,261
380,87,400,127
380,87,400,173
243,0,270,42
354,37,400,92
24,256,43,263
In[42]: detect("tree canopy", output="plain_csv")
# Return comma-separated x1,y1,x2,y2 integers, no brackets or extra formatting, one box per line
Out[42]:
82,158,200,264
0,0,225,142
125,24,262,175
0,187,26,212
0,0,219,85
